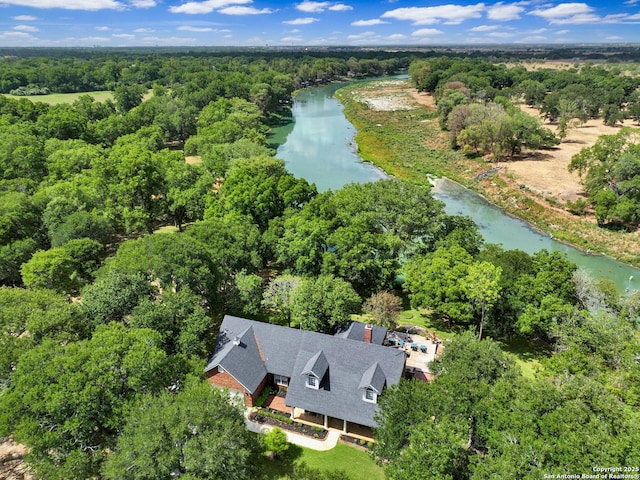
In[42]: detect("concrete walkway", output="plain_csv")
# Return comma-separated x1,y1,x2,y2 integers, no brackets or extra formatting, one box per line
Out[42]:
244,413,340,451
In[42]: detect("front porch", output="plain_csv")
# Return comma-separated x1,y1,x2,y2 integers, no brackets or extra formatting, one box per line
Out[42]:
290,407,375,442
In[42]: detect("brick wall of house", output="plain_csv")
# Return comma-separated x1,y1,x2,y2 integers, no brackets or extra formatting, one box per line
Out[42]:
206,369,268,407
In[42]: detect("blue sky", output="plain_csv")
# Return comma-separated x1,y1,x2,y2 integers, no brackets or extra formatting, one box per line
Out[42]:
1,1,640,47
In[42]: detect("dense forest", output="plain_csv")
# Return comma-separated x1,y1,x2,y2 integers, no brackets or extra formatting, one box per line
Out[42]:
1,48,639,479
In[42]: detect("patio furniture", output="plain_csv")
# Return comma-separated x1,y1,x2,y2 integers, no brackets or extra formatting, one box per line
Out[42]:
420,344,427,353
397,339,405,347
411,343,418,351
388,337,396,346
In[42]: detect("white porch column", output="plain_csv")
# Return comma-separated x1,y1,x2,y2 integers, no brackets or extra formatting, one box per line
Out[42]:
343,419,347,433
290,407,295,420
324,414,328,429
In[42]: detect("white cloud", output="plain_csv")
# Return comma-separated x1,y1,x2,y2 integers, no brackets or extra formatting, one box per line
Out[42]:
487,31,516,37
296,1,330,12
606,35,623,40
141,35,196,44
178,25,213,31
219,5,272,14
469,24,498,31
412,28,444,36
347,31,375,39
386,33,406,41
527,28,547,34
0,0,125,10
529,3,599,25
282,17,318,24
517,35,548,43
281,35,303,42
113,33,135,38
487,2,524,21
169,0,251,14
14,24,39,31
555,29,570,34
351,19,389,26
130,0,156,6
80,36,111,42
329,3,352,11
0,31,34,38
134,27,155,32
382,3,485,25
12,15,37,20
95,26,110,31
624,0,639,4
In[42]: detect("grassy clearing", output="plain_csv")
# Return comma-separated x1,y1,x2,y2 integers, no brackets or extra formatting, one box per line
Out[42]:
255,442,384,480
3,90,114,105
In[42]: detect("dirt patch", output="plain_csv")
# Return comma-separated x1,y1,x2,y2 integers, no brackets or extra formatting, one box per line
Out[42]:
185,155,202,165
0,439,34,480
353,79,434,112
500,104,639,204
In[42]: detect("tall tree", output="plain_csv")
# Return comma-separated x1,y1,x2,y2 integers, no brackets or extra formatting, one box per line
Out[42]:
291,274,361,333
461,261,502,340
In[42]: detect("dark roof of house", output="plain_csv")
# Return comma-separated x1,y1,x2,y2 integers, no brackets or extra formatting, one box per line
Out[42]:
358,362,386,394
205,315,405,428
333,321,387,345
301,350,329,379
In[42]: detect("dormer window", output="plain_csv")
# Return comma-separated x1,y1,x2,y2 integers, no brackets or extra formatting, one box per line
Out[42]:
307,375,319,389
363,388,377,403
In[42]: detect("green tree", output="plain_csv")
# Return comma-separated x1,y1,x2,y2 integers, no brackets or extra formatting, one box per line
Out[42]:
0,287,81,386
404,245,474,324
216,156,316,231
129,288,212,357
263,427,290,460
461,261,502,340
291,274,361,333
113,83,146,113
107,233,220,306
81,269,157,327
20,247,76,293
102,380,258,480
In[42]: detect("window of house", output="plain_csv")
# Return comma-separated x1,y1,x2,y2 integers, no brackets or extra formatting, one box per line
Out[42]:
307,375,318,389
363,388,377,403
274,374,289,387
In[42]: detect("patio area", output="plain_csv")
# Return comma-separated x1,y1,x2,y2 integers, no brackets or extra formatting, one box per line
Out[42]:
264,393,290,415
386,330,443,381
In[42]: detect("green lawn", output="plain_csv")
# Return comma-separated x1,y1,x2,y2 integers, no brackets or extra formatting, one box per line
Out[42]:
255,442,384,480
3,90,114,105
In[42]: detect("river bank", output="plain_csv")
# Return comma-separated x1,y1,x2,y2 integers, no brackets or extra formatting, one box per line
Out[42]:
336,79,640,269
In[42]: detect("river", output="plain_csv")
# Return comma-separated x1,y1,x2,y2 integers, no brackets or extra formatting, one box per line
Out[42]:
271,80,640,292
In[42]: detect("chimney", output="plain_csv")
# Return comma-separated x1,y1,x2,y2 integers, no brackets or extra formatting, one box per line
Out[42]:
364,324,373,343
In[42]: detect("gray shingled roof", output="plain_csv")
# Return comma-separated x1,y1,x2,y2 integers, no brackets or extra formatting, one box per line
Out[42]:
301,350,329,379
205,315,406,428
358,362,386,394
334,321,387,345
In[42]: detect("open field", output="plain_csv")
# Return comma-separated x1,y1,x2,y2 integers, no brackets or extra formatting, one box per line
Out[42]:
3,90,114,104
338,79,640,267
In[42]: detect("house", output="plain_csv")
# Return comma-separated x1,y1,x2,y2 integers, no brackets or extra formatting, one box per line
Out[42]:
205,315,406,434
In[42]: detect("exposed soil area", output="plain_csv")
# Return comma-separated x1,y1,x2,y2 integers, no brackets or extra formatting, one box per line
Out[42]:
0,439,34,480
